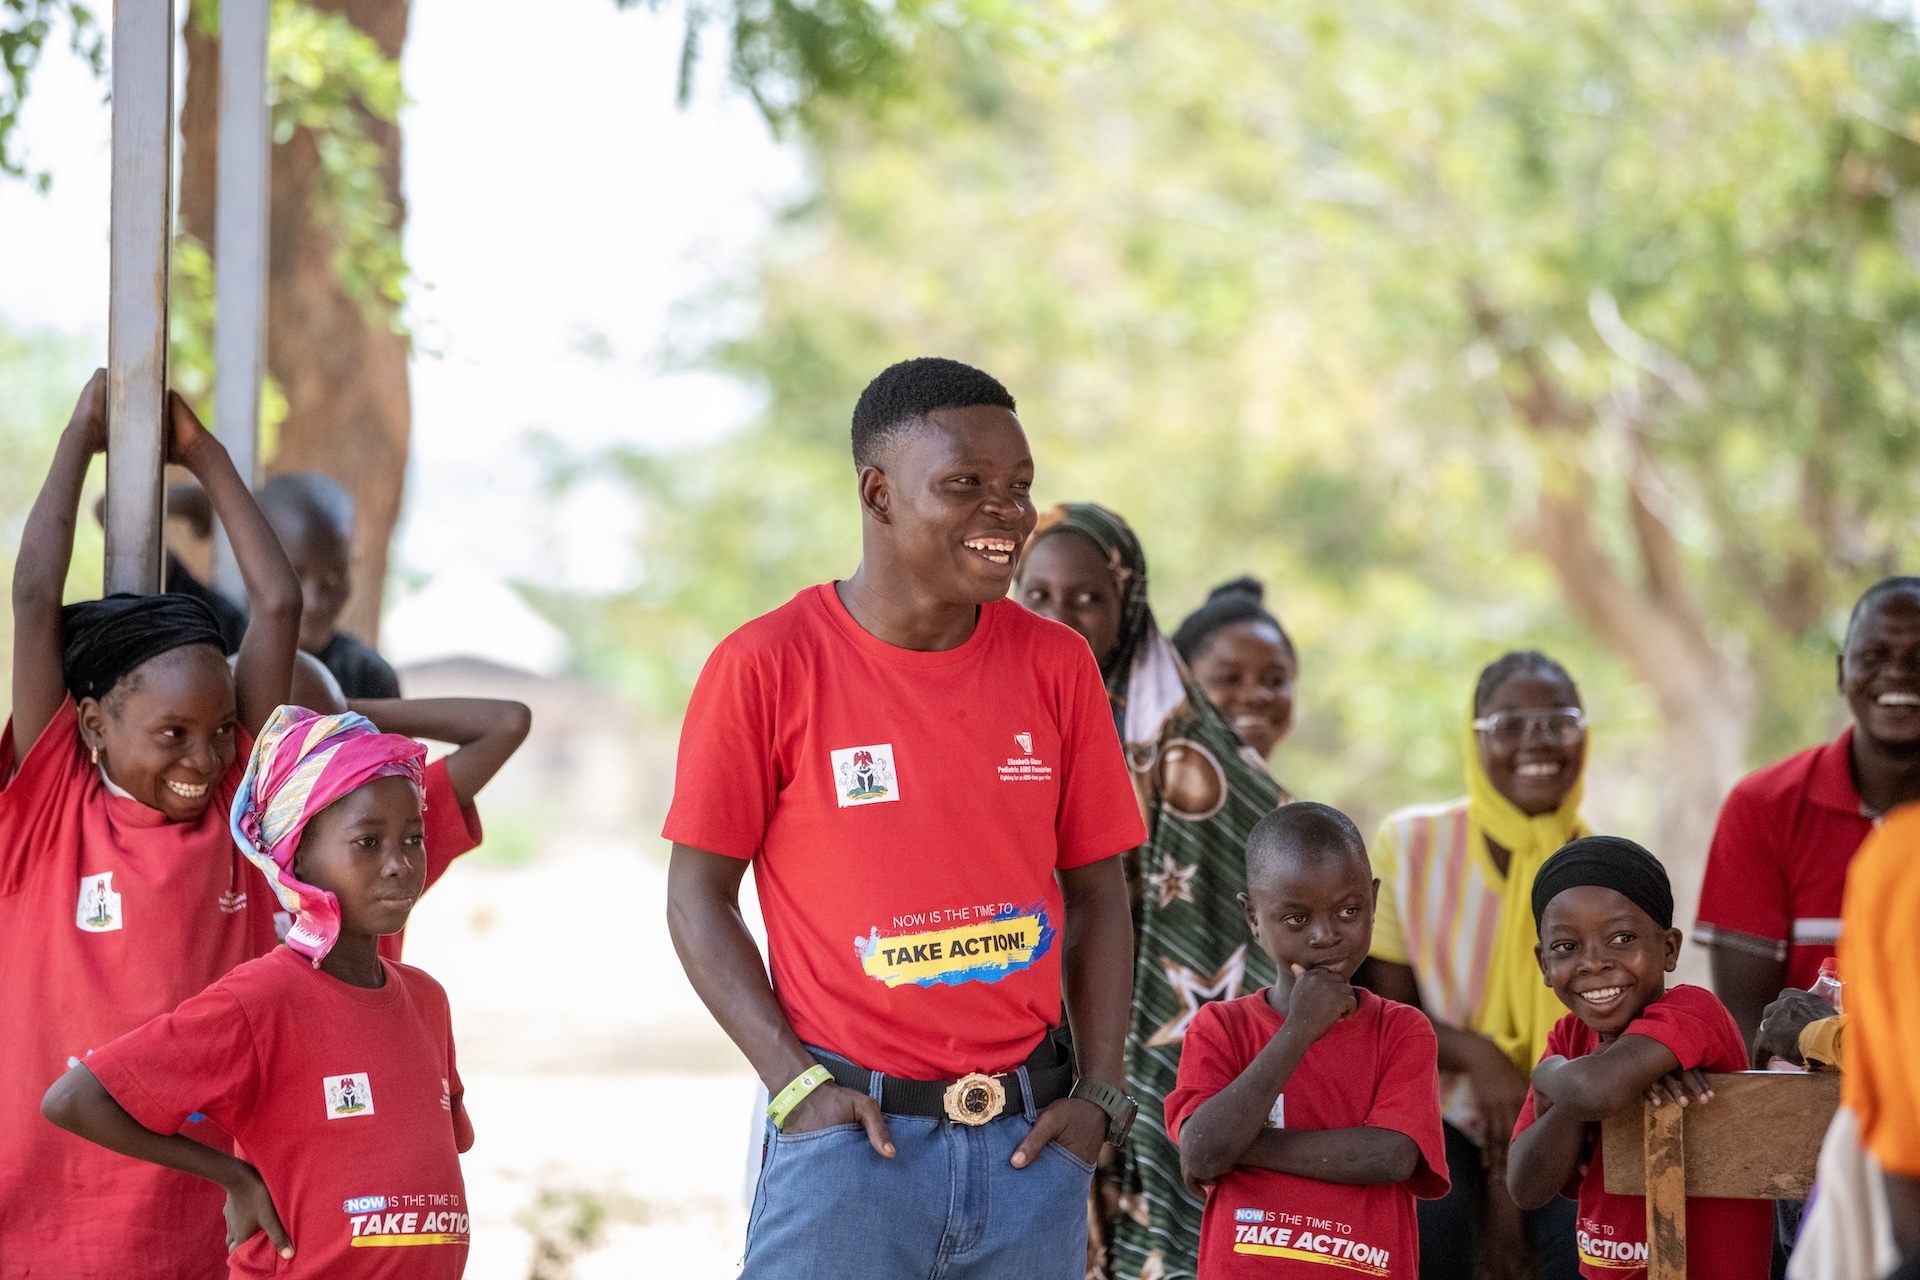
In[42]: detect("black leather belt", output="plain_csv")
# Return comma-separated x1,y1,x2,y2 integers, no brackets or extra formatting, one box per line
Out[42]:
816,1028,1075,1125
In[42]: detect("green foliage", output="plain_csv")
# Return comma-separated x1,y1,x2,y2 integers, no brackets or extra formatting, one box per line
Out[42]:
267,0,407,319
0,0,101,187
565,0,1920,835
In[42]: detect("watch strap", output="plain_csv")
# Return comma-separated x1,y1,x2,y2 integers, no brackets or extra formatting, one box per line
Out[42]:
1071,1076,1139,1144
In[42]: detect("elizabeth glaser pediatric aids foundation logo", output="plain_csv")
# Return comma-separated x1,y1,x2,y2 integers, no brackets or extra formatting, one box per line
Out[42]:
832,744,899,808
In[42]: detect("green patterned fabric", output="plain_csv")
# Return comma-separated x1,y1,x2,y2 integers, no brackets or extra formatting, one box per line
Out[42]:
1028,506,1288,1280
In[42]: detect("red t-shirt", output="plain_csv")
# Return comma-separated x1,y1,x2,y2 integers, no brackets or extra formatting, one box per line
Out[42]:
87,946,474,1279
376,759,483,963
663,584,1146,1079
0,699,273,1280
1164,989,1449,1280
1694,731,1871,989
1510,984,1771,1280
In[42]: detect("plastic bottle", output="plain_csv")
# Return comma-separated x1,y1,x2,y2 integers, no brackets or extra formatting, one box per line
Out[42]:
1809,956,1843,1015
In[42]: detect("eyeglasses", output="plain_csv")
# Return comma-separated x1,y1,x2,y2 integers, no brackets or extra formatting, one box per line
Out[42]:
1471,708,1587,746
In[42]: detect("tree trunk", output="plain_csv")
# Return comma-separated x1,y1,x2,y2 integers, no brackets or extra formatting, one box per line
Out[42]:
177,0,412,645
1470,289,1754,974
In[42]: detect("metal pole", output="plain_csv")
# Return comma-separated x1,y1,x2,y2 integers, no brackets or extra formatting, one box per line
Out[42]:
211,0,271,599
103,0,177,596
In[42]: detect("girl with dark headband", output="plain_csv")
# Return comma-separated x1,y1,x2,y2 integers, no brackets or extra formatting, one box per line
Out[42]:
1018,505,1291,1280
0,375,301,1278
1508,836,1771,1280
1171,577,1298,761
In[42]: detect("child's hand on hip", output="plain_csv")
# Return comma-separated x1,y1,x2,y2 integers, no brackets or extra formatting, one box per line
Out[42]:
220,1161,293,1260
1285,964,1357,1041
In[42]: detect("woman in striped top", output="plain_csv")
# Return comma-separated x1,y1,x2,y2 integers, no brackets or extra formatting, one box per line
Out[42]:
1360,651,1590,1280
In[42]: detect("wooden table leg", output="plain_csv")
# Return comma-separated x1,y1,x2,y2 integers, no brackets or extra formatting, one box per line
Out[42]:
1644,1101,1686,1280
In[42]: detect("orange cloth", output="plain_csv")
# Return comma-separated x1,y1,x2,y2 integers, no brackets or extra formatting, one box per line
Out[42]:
1840,803,1920,1177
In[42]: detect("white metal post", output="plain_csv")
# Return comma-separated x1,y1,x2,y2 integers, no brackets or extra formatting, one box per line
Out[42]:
103,0,177,596
211,0,272,599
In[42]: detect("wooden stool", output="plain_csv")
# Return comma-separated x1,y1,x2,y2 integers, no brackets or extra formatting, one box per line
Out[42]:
1601,1072,1840,1280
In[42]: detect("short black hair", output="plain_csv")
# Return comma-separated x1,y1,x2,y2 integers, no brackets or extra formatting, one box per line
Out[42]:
1245,801,1368,889
1171,576,1296,667
1845,576,1920,647
1473,650,1579,715
850,357,1016,470
258,472,355,542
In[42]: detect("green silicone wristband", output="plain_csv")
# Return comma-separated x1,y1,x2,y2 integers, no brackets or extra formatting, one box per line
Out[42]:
767,1064,833,1129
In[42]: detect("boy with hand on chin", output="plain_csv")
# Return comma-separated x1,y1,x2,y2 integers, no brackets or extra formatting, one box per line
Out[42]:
1507,837,1771,1280
43,707,474,1277
1170,803,1449,1279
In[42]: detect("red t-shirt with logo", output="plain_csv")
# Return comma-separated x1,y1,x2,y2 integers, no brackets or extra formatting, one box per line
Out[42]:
1510,984,1771,1280
0,699,273,1280
1164,988,1449,1280
87,945,474,1279
1693,730,1871,989
663,584,1146,1079
376,760,483,963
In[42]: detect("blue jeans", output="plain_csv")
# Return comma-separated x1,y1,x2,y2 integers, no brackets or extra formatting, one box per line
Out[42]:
742,1110,1094,1280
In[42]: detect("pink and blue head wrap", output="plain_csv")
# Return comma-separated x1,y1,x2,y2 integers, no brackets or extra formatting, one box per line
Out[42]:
231,705,427,963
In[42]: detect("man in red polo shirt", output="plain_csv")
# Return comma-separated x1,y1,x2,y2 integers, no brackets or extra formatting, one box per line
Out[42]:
664,358,1147,1280
1695,577,1920,1048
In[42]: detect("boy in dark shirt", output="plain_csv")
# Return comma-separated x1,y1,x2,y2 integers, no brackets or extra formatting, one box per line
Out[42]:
1507,836,1771,1280
257,473,400,700
1169,803,1449,1279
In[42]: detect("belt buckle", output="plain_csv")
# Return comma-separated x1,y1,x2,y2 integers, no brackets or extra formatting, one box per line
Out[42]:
942,1072,1006,1126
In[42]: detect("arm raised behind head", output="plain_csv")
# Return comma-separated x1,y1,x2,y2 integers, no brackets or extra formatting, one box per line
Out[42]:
165,394,299,735
347,697,532,807
11,371,107,757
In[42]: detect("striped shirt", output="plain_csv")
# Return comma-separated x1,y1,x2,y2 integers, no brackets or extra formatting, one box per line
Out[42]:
1369,798,1504,1139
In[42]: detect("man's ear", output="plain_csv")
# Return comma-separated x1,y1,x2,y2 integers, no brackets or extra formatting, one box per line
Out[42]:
1369,877,1380,910
1535,941,1551,983
857,465,892,525
1662,926,1683,974
1237,890,1257,936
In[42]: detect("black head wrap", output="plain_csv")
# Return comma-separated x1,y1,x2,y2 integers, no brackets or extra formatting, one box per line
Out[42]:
1171,576,1295,666
1531,835,1674,931
60,593,228,702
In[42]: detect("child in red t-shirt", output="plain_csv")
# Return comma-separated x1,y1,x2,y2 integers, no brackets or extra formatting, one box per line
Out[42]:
42,706,475,1278
1,378,302,1279
1507,836,1771,1280
1168,803,1449,1279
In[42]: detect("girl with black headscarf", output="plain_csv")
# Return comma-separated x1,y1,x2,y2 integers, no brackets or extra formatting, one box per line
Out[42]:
0,375,301,1277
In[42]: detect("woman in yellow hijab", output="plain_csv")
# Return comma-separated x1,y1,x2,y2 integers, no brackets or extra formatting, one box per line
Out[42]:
1360,651,1590,1280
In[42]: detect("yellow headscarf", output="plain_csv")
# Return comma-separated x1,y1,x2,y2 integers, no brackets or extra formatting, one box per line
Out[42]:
1463,703,1590,1073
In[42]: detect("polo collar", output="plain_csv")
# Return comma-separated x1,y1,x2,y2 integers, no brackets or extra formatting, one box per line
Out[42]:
1807,726,1867,816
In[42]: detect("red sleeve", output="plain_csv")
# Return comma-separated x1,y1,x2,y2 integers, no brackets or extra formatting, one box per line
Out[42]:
1163,999,1239,1143
660,634,779,861
1509,1014,1576,1143
420,758,483,892
1619,986,1739,1072
1053,643,1148,869
1368,1005,1450,1199
0,699,86,896
1694,774,1790,956
86,982,262,1136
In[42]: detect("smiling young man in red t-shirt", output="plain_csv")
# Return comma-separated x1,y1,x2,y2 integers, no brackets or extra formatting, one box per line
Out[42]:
665,357,1147,1280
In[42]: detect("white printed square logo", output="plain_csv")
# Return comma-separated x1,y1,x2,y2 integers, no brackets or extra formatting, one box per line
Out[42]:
76,872,123,933
323,1072,375,1119
1265,1094,1285,1129
831,744,900,808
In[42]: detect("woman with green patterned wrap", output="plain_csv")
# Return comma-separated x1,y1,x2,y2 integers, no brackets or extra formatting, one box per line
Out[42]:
1018,504,1290,1280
